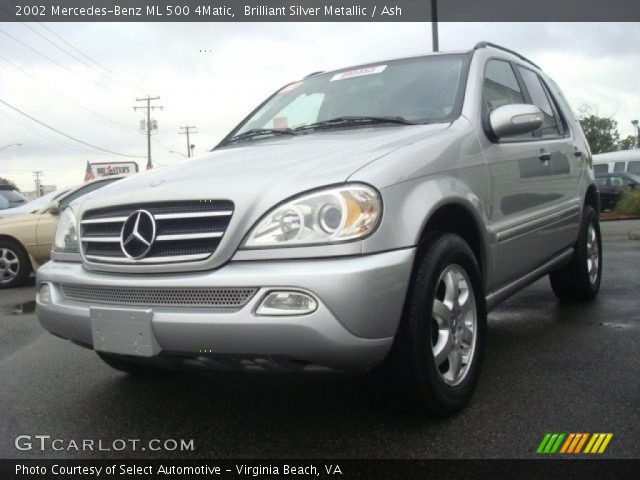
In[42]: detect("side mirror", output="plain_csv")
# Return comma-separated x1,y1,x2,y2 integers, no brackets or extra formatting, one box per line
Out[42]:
489,104,543,139
48,201,61,216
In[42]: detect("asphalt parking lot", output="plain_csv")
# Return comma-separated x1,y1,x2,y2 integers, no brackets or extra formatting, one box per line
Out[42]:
0,220,638,459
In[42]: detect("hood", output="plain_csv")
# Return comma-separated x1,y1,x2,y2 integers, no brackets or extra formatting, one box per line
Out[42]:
74,123,449,214
73,123,450,274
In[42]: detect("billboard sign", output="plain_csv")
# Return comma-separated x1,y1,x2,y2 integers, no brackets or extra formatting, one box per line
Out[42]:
90,162,139,177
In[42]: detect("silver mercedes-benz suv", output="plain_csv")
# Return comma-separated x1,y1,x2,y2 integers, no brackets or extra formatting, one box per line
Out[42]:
37,42,602,416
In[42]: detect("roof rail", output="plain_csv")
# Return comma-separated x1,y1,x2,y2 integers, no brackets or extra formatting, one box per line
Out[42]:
473,42,541,70
304,71,324,78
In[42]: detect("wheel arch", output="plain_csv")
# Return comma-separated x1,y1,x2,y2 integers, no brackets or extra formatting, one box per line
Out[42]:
584,183,601,214
417,200,489,287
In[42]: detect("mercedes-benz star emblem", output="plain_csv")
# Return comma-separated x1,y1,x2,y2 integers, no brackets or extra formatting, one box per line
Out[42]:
120,210,156,259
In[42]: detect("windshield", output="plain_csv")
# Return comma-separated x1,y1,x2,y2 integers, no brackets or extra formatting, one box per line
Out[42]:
0,190,27,205
229,54,467,141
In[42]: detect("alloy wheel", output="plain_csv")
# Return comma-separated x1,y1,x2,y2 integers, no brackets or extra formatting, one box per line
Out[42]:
586,223,600,285
431,264,478,386
0,248,20,284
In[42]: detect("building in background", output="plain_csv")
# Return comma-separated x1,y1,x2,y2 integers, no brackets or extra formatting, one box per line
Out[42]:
22,184,57,200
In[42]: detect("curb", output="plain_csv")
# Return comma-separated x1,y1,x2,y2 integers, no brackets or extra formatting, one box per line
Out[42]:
600,215,640,222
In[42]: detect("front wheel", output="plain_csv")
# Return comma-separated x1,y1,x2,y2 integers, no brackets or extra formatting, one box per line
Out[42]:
0,239,31,289
394,233,487,417
549,205,602,302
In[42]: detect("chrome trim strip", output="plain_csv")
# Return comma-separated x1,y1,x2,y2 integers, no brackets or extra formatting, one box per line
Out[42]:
85,253,211,264
154,211,233,220
81,237,120,243
156,232,224,241
81,217,127,224
496,204,580,243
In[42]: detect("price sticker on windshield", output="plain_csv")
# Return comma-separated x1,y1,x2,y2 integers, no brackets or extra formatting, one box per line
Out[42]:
330,65,387,81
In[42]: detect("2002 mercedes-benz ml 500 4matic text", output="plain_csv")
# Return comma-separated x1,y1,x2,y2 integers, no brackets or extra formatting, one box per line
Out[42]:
37,43,602,416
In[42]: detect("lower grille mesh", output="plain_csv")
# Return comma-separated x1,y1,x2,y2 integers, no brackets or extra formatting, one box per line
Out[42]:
60,284,258,308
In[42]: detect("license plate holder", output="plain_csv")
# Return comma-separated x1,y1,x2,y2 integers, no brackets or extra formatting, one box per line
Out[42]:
90,307,159,357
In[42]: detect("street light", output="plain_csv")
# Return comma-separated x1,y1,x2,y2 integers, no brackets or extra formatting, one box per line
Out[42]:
0,143,22,153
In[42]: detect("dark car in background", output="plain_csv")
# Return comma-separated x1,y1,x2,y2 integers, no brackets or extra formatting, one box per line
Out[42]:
0,185,28,210
595,172,640,211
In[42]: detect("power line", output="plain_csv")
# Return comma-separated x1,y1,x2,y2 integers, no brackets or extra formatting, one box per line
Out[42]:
0,53,139,135
0,99,144,158
0,109,101,156
36,22,147,94
0,28,120,93
21,22,96,70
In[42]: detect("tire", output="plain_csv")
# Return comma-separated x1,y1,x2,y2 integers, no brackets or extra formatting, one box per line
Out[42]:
393,232,487,417
549,205,602,302
97,352,164,377
0,239,32,289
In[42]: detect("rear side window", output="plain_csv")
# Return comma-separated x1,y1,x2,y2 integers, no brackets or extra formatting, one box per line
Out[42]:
613,161,626,172
609,176,625,186
627,161,640,174
595,177,608,187
517,67,560,138
593,164,609,174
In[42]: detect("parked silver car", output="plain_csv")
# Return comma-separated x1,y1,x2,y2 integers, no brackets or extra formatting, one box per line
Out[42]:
36,43,602,416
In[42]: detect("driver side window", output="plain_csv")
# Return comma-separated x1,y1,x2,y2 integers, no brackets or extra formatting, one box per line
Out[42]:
482,60,532,140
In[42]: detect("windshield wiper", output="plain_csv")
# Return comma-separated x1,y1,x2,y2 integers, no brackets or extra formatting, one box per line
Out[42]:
294,116,420,132
225,127,297,144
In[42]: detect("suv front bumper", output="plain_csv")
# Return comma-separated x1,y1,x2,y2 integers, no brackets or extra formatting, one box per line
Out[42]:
36,248,415,371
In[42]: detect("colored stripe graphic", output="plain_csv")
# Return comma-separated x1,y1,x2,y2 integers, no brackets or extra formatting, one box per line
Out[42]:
537,433,613,454
574,433,589,453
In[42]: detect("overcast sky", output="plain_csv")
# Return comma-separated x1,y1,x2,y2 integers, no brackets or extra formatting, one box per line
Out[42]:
0,22,639,191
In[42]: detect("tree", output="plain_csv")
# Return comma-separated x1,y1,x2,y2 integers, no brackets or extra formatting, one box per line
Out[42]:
0,177,19,191
578,108,620,154
619,135,636,150
577,105,636,154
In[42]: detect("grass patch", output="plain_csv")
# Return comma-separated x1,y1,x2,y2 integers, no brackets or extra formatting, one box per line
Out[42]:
615,188,640,215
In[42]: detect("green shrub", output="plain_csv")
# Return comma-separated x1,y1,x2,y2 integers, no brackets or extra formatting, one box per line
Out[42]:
615,188,640,215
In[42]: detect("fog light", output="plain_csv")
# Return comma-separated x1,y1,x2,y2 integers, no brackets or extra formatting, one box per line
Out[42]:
255,291,318,316
38,283,51,304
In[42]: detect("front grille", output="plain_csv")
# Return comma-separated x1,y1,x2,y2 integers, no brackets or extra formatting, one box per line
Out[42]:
80,200,234,264
60,284,257,308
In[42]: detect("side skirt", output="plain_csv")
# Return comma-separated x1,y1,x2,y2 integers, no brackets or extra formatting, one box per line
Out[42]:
485,247,574,311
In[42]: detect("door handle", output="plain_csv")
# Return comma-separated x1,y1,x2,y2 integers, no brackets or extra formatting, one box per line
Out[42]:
539,152,551,162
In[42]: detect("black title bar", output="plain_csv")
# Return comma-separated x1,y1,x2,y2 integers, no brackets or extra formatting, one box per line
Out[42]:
0,0,639,22
1,459,640,480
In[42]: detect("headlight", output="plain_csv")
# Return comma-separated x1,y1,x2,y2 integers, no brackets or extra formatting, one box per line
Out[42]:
53,209,79,253
243,184,381,248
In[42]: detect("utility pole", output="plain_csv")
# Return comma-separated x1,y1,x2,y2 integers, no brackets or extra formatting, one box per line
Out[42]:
133,96,163,169
431,0,439,52
179,126,197,158
632,120,639,149
33,170,43,197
